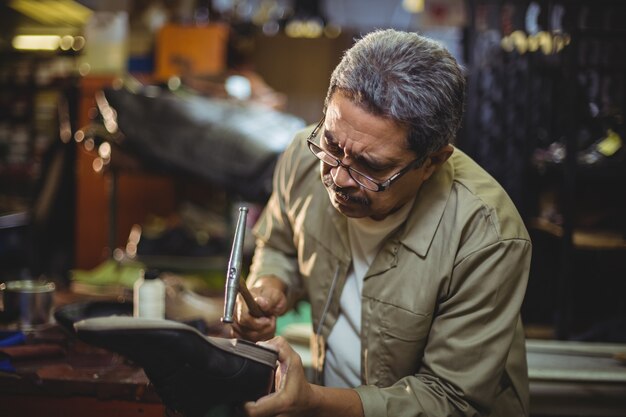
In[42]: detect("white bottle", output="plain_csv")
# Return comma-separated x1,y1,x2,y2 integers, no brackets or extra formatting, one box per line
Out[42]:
133,269,166,319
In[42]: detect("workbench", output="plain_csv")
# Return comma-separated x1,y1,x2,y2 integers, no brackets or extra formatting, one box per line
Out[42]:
2,294,626,417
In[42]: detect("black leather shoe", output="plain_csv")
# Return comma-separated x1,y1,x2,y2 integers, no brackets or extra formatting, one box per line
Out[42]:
54,301,133,334
74,317,277,417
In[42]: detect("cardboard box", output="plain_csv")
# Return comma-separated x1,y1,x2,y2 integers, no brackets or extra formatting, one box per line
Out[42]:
155,23,229,81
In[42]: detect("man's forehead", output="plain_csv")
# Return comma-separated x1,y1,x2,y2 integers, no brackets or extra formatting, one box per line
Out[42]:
323,113,413,166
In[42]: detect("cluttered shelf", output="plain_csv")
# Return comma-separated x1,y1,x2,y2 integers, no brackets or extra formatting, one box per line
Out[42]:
528,217,626,250
72,75,305,272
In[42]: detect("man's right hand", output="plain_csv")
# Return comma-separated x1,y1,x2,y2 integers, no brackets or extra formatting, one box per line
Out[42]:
230,275,288,342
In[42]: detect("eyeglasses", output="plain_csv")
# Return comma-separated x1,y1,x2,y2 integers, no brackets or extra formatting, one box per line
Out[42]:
306,117,425,192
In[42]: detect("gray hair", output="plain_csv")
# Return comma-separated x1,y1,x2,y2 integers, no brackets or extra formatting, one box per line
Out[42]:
324,29,466,158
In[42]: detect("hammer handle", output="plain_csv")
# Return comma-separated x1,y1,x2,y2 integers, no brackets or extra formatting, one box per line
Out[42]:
238,279,265,318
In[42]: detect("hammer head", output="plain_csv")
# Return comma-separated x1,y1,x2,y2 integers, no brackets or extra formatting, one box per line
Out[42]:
221,207,248,324
221,268,239,323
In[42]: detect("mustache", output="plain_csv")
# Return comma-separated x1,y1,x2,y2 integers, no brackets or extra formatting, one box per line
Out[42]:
322,174,370,206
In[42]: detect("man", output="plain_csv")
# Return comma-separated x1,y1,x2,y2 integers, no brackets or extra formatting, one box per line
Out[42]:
232,29,531,417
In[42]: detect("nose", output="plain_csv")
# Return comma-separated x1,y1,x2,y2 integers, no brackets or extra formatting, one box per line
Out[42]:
330,164,357,188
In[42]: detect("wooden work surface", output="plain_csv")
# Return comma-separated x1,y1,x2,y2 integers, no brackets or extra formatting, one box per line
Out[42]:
3,291,626,417
0,327,166,417
0,291,165,417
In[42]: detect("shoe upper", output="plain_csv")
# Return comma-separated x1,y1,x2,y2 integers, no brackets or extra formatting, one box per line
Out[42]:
74,317,277,416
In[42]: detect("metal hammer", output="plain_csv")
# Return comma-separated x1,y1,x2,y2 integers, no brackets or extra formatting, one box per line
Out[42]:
222,206,264,323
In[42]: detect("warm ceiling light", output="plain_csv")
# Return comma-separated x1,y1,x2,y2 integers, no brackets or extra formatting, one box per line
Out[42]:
72,35,85,51
403,0,425,13
10,0,93,26
60,35,74,50
12,35,61,50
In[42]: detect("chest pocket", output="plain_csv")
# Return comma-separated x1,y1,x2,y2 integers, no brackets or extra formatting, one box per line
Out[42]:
364,297,432,387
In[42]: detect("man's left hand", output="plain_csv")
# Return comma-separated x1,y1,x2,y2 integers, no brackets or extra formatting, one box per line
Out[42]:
243,336,317,417
243,337,364,417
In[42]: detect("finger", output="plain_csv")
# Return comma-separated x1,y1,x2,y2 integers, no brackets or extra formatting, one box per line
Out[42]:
255,288,288,315
236,307,274,330
250,294,278,316
231,322,265,341
244,339,298,417
236,296,273,325
258,336,293,363
232,327,274,342
231,317,277,341
243,399,265,417
254,295,270,311
243,392,284,417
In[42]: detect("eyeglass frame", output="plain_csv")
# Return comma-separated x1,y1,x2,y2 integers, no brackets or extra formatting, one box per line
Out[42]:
306,117,426,192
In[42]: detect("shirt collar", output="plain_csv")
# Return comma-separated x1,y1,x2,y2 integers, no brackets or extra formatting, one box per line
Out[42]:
399,154,454,257
313,154,454,259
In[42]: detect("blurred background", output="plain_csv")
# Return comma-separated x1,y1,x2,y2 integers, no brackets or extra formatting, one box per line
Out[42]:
0,1,625,413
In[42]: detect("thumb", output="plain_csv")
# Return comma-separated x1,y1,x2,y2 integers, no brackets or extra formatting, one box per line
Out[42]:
253,295,282,317
255,295,270,310
265,289,288,315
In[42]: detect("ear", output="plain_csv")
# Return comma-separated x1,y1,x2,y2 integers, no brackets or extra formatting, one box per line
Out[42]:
422,144,454,181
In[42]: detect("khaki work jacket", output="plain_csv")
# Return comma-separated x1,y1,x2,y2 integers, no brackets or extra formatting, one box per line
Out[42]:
249,126,531,417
